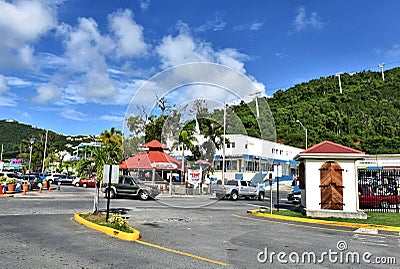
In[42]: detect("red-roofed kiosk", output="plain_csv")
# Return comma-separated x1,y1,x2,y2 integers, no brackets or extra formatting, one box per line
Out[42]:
294,141,367,219
120,140,183,190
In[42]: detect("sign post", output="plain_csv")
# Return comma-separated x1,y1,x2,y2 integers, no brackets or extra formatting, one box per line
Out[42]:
269,173,273,214
103,165,119,222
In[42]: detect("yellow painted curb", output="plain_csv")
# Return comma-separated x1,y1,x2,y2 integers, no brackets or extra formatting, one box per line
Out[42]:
0,194,14,198
248,210,400,233
74,213,141,241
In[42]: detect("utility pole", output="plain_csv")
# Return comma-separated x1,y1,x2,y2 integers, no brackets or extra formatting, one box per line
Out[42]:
249,90,262,118
221,101,226,186
41,130,48,173
378,63,385,81
336,73,342,94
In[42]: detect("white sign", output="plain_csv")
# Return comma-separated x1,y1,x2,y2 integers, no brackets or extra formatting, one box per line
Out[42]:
188,169,201,185
103,165,119,184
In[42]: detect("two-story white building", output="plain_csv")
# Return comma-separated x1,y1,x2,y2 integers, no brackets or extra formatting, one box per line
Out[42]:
168,134,303,184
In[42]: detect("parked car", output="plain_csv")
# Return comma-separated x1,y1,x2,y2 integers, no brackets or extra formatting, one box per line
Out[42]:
287,189,301,204
102,175,159,200
72,177,81,187
76,178,98,188
212,180,265,201
358,184,398,209
53,174,75,185
24,175,42,189
46,173,63,184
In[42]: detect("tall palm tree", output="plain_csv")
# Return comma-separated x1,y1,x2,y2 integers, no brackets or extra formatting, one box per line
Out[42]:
99,127,122,148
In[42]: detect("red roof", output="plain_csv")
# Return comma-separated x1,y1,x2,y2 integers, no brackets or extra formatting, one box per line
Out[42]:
145,140,169,150
120,140,181,170
301,141,365,154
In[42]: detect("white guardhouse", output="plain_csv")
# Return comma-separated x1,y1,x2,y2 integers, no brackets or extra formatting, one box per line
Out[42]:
294,141,367,219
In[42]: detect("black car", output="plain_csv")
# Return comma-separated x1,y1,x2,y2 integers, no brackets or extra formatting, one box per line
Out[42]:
102,175,160,200
24,175,42,189
287,189,301,204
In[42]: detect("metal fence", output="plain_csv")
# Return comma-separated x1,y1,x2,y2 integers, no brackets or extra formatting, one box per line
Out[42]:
357,169,400,213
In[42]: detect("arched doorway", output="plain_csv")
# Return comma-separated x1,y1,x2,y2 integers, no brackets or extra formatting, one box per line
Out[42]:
319,161,344,210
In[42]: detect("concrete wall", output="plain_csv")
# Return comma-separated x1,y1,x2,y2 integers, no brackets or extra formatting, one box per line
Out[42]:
303,159,359,213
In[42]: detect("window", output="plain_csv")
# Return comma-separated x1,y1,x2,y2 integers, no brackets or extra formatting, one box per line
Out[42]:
227,143,230,148
231,142,235,148
245,144,248,149
240,181,247,186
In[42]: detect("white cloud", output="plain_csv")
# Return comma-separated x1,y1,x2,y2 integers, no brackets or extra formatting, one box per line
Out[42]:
82,72,117,99
387,44,400,58
108,9,148,58
100,115,124,123
293,7,323,32
6,76,34,87
156,33,213,68
140,0,151,10
33,84,62,103
0,75,9,94
156,23,249,74
59,108,87,121
0,0,57,68
0,95,17,106
196,13,226,32
233,22,263,31
275,52,288,60
59,17,113,72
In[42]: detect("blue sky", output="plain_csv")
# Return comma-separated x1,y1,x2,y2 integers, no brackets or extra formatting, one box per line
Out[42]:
1,0,400,136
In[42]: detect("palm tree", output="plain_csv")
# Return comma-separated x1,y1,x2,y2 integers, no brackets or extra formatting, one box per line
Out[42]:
99,127,122,148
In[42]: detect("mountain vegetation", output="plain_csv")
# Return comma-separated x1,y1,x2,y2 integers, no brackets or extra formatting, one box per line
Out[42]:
266,67,400,154
0,120,95,160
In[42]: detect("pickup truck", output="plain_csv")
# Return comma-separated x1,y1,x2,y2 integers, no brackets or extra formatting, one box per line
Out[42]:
358,184,398,209
213,180,265,201
102,175,159,200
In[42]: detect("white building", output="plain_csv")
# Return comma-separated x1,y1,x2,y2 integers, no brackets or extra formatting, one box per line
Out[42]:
168,134,303,183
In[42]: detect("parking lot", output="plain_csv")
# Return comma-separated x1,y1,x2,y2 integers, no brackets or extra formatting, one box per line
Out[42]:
1,186,399,268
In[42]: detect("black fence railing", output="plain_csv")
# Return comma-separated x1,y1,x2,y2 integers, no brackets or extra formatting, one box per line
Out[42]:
358,169,400,213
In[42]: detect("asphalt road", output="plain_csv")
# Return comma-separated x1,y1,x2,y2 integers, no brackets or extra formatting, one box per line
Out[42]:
0,186,399,269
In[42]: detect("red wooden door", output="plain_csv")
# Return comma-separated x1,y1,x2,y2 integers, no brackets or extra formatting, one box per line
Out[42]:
320,161,344,210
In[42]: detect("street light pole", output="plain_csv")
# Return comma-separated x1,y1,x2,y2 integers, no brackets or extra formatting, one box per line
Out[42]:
28,138,35,174
137,158,140,178
296,120,308,149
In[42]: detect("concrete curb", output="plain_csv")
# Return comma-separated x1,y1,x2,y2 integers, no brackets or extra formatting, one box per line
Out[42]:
0,194,14,198
247,210,400,233
74,213,141,241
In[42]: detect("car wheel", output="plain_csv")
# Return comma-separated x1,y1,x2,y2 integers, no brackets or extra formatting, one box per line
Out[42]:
258,192,264,201
139,190,149,200
83,183,87,188
75,182,79,187
105,189,116,199
230,191,238,201
380,200,390,209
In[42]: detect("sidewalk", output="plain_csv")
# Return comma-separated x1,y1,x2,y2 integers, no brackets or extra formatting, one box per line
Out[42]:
247,209,400,233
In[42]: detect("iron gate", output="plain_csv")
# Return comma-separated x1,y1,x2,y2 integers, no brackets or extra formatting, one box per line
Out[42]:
358,169,400,213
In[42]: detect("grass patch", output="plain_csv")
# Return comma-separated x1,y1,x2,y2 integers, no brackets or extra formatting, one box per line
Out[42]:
79,213,134,233
258,209,400,227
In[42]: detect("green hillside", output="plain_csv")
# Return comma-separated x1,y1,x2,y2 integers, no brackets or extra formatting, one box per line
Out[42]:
0,120,94,160
266,67,400,154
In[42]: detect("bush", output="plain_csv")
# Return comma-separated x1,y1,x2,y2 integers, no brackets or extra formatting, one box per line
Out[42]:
6,178,16,184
